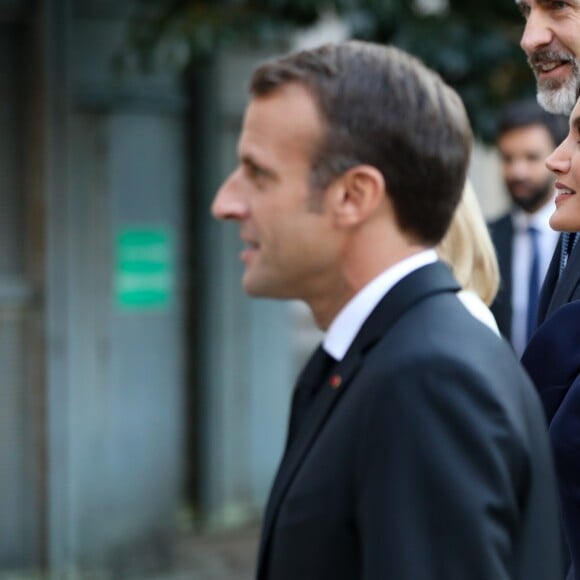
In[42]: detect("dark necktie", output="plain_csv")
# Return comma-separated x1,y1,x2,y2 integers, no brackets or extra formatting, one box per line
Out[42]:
526,226,540,341
559,232,577,276
285,345,336,449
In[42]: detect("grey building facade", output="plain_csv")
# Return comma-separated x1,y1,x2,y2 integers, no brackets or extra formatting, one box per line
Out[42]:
0,1,301,576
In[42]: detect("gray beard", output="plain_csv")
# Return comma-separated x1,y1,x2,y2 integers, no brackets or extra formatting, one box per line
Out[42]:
536,64,580,115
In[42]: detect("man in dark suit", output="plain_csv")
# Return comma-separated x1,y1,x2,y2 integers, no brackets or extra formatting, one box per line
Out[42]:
212,41,562,580
489,100,565,355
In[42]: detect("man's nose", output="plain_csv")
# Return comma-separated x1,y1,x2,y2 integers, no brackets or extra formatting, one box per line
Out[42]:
211,170,248,221
506,159,530,180
520,11,553,55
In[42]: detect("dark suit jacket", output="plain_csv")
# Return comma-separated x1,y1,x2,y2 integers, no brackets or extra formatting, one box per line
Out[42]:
537,235,580,326
489,214,514,341
258,262,562,580
522,301,580,580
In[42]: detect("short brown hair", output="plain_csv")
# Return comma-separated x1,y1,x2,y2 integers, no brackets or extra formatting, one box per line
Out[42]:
250,41,472,245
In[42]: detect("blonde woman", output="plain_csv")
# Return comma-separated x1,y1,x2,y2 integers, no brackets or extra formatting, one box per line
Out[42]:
438,181,501,335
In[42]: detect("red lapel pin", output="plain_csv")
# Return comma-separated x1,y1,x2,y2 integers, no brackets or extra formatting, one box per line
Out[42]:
329,374,342,389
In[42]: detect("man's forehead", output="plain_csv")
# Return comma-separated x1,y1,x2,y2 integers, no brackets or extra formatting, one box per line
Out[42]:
517,0,580,7
499,124,556,147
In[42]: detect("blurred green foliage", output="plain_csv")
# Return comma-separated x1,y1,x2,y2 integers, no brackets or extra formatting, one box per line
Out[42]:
125,0,535,142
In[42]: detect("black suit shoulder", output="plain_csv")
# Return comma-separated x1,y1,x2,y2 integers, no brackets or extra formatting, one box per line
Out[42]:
260,264,562,580
352,288,560,580
487,213,513,340
363,287,535,417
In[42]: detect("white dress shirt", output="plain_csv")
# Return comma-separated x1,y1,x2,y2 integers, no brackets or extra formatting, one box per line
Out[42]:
511,202,559,356
323,250,437,361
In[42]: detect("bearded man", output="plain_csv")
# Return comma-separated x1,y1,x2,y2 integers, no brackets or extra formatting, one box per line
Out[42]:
488,99,566,355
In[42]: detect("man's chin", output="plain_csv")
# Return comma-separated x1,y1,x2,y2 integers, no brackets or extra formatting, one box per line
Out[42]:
242,276,282,299
512,195,548,213
242,280,265,297
537,82,579,115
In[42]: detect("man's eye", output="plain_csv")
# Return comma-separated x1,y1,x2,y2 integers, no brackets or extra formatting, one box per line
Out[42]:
249,166,265,178
245,163,268,181
517,3,530,18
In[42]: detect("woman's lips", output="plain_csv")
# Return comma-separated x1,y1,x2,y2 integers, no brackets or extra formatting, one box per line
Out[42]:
555,187,576,207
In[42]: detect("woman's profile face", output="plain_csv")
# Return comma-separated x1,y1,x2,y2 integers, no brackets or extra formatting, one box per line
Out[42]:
547,98,580,232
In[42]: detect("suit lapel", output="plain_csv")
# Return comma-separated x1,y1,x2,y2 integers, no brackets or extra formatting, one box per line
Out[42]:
257,262,459,575
257,348,364,573
537,237,562,326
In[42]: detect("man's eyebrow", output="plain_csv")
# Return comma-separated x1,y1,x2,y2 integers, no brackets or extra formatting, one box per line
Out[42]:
240,153,262,169
514,0,529,14
240,154,276,178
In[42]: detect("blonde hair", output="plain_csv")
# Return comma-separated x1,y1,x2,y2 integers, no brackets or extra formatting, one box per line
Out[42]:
437,181,500,306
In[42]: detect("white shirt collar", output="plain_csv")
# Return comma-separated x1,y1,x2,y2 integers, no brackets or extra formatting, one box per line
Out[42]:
509,199,559,357
323,249,438,361
512,199,554,234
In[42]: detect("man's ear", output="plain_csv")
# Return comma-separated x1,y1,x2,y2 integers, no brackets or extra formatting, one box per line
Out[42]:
331,165,388,227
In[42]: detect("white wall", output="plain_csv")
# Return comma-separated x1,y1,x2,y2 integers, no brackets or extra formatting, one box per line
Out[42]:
469,142,509,221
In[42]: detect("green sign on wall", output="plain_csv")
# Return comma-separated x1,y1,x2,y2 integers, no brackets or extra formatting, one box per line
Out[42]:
116,228,174,310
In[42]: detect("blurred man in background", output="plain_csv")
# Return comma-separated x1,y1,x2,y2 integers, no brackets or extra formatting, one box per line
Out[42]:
489,99,566,355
